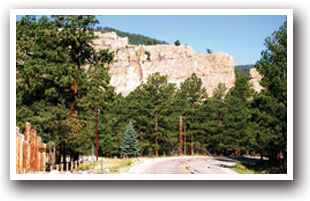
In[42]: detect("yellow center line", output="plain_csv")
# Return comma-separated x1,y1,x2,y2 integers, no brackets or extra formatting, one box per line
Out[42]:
181,159,202,174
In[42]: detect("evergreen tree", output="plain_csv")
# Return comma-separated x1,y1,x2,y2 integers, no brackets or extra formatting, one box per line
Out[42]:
125,73,177,157
223,73,254,156
253,20,287,163
16,15,114,163
120,121,140,157
142,73,176,157
174,40,181,46
125,86,154,156
205,83,227,155
97,27,168,45
16,16,80,163
179,73,207,155
206,49,212,54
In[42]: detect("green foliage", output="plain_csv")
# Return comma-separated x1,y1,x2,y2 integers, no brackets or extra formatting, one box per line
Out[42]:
203,83,227,154
120,121,140,157
231,163,256,174
252,20,287,162
222,73,255,154
232,161,287,174
206,49,212,54
144,50,151,61
234,65,254,76
96,27,167,45
16,15,113,162
174,40,181,46
179,73,208,154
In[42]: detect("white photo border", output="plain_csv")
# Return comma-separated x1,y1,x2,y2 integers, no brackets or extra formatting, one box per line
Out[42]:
10,9,293,180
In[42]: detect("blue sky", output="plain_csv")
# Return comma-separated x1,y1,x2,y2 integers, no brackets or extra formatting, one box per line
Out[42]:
17,15,286,65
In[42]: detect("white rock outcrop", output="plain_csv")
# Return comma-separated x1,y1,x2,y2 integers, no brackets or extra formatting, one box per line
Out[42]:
249,68,263,92
92,32,236,96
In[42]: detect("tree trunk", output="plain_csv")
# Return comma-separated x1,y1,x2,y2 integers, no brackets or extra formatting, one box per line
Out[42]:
219,111,223,126
155,135,158,157
184,123,187,155
140,134,143,156
155,109,158,157
70,80,78,116
95,107,99,161
62,142,66,170
191,104,195,155
191,134,194,155
163,144,166,156
70,50,80,116
179,116,182,156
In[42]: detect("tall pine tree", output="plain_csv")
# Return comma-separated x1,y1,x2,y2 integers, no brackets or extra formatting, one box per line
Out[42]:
253,20,287,163
179,73,207,155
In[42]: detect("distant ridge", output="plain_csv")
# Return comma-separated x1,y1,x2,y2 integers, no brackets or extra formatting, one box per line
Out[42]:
96,27,168,46
234,64,255,76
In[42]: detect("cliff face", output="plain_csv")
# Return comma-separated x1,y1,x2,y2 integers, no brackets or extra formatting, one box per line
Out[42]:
249,68,264,92
92,32,235,96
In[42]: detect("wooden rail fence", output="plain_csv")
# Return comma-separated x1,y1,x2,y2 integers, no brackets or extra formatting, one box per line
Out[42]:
16,122,47,174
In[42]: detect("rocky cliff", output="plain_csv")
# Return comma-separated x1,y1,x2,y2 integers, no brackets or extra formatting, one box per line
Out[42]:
92,32,236,96
249,68,263,92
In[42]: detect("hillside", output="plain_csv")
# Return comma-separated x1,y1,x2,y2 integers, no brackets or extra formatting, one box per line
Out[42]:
234,64,255,76
96,27,168,46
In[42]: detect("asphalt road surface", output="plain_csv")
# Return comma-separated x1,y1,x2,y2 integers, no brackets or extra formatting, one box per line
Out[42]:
128,156,238,174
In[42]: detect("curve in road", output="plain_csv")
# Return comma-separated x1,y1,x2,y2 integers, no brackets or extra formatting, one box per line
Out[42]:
128,156,238,174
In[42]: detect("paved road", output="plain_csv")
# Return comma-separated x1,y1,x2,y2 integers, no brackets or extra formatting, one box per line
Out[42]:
128,156,238,174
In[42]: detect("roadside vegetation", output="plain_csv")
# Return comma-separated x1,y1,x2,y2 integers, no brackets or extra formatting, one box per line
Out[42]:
232,161,287,174
72,157,146,174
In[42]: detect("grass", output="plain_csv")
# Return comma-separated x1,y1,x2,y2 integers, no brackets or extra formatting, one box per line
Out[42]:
231,163,256,174
85,157,147,174
231,161,287,174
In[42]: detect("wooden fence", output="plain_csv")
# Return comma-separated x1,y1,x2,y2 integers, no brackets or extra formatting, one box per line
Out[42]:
16,122,47,174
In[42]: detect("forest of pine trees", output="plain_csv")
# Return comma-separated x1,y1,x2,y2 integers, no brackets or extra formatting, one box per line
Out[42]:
16,15,287,169
96,27,168,45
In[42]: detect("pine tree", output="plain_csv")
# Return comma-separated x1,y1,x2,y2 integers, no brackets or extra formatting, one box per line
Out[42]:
253,20,287,164
179,73,208,155
223,73,254,156
125,86,154,156
16,15,114,164
142,73,176,157
174,40,181,46
124,73,177,157
120,121,140,157
205,83,227,155
16,16,80,164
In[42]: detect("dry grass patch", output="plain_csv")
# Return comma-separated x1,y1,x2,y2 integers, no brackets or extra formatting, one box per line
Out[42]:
91,157,147,174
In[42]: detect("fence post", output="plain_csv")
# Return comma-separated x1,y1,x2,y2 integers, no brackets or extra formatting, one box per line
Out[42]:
17,124,47,174
34,136,40,172
39,143,46,172
22,141,30,173
30,129,36,172
25,122,31,141
16,127,19,173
